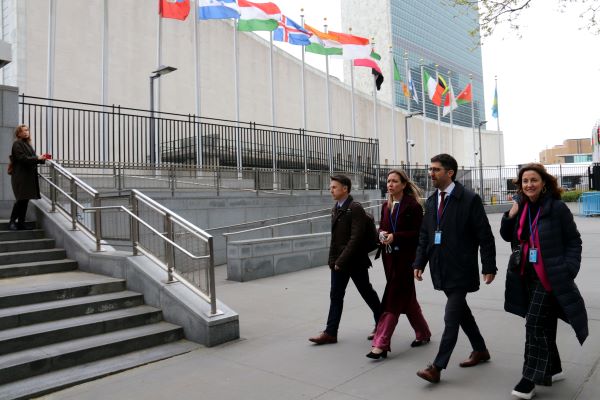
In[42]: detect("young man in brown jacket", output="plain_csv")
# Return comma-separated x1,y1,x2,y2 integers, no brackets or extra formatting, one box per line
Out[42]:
309,175,381,345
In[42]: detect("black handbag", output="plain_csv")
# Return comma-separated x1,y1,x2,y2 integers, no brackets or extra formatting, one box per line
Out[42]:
508,243,523,272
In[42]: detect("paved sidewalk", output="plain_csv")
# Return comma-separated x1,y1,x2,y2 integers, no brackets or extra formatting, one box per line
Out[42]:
42,211,600,400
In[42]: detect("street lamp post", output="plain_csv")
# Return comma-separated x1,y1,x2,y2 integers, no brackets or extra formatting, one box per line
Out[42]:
149,65,177,164
478,120,487,202
405,111,423,177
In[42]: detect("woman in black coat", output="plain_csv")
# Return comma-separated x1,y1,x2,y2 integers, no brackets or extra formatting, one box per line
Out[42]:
500,163,587,399
366,169,431,359
9,125,48,230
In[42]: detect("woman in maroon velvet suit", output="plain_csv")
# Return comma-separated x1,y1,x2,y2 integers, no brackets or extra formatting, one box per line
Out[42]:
366,169,431,359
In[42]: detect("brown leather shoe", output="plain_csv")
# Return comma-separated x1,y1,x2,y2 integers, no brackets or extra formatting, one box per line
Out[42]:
309,331,337,345
417,364,441,383
459,350,490,367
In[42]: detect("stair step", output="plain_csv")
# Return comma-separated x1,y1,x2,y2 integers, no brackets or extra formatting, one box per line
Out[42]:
0,229,45,242
0,322,184,385
0,238,55,253
0,305,163,355
0,340,199,400
0,248,66,266
0,271,126,309
0,258,77,279
0,290,144,330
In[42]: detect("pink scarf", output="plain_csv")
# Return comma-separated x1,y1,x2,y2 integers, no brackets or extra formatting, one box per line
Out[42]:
517,202,551,291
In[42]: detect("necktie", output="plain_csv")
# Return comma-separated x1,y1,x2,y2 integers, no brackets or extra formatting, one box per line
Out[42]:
438,191,446,221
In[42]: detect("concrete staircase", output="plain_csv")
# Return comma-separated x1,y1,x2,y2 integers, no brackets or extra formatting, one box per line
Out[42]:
0,221,199,399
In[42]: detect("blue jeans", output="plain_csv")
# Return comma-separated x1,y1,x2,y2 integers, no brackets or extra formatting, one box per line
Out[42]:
325,267,381,336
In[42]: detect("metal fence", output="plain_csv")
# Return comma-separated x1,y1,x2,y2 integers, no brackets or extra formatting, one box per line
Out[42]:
19,95,379,183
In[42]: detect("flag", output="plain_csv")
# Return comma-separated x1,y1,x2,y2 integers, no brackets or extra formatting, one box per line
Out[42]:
370,50,381,61
491,84,498,118
456,83,472,105
273,15,311,45
393,58,401,81
304,24,343,56
393,59,410,98
237,0,280,31
442,84,457,116
159,0,190,21
354,56,384,91
328,30,371,59
407,68,419,104
423,69,447,106
198,0,240,20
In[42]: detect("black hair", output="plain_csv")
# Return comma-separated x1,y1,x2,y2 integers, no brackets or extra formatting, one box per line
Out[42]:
431,153,458,181
330,174,352,193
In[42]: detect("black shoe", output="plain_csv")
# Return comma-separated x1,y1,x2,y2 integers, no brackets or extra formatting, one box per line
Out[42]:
511,377,535,399
8,222,18,231
411,338,431,347
366,349,387,359
17,222,34,230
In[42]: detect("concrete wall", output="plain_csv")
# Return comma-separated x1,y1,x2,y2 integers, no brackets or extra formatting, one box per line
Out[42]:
227,232,330,282
5,0,503,168
0,85,18,217
32,197,240,347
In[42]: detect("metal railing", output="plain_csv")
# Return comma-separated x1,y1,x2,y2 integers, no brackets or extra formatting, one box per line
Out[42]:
37,160,220,316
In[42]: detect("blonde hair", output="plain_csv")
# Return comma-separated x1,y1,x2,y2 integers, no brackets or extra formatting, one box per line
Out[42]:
14,124,31,143
386,169,423,209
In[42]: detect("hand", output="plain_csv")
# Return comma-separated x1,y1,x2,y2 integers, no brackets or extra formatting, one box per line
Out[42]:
508,201,519,218
334,265,340,271
483,273,495,284
382,233,394,245
414,269,423,281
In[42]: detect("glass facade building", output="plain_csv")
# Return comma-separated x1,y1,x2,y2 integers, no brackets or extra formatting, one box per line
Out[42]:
390,0,484,127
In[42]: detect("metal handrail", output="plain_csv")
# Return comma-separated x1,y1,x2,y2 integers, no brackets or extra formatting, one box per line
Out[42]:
223,202,384,239
37,161,219,316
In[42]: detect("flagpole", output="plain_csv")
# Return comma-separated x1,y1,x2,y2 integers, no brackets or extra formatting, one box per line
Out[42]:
436,64,441,155
155,9,163,165
448,71,454,155
372,37,379,157
234,21,242,176
193,0,202,167
495,75,500,132
390,45,397,165
324,19,333,173
404,51,411,113
300,9,307,130
420,61,427,165
101,0,108,162
47,0,57,155
470,73,476,169
270,31,278,189
349,27,356,139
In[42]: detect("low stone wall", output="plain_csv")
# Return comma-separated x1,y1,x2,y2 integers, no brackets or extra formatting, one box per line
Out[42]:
227,233,331,282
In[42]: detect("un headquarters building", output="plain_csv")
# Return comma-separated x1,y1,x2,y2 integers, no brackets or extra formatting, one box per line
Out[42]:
342,0,484,128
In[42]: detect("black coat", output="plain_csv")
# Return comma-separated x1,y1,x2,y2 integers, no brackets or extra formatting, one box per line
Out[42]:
414,181,497,292
11,140,45,200
328,195,371,271
500,195,588,345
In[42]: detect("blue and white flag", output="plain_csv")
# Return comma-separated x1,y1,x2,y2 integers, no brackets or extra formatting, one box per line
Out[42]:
198,0,240,20
407,68,419,104
273,15,311,46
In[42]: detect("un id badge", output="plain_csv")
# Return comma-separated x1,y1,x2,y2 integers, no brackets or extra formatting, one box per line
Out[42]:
434,230,442,245
528,248,538,263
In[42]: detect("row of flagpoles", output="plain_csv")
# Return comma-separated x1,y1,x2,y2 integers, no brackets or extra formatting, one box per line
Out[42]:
42,1,501,169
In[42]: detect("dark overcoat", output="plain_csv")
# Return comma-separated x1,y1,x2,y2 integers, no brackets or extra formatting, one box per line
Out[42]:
328,195,370,271
378,195,423,313
11,140,45,200
499,194,588,345
413,181,497,292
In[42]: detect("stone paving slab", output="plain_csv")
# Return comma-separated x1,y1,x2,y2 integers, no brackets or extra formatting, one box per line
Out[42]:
40,212,600,400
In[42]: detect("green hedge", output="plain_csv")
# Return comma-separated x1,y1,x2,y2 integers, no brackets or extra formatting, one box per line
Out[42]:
561,190,583,202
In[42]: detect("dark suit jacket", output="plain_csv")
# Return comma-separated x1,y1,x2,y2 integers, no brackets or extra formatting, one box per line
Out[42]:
414,181,497,292
11,140,45,200
328,195,370,271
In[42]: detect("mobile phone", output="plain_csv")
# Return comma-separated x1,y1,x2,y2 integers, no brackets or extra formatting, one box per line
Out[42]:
511,194,521,202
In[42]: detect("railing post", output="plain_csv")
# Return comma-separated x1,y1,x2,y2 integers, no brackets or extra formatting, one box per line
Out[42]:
216,166,220,196
131,192,139,256
165,212,175,283
93,193,102,252
255,168,259,196
50,163,57,212
207,237,217,315
70,177,77,230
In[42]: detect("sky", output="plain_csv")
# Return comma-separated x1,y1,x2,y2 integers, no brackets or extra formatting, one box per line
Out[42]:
264,0,600,165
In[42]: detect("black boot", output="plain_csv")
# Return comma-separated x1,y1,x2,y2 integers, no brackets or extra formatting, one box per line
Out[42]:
8,221,18,231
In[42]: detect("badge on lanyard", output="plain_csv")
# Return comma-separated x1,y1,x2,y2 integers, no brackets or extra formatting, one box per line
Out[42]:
528,248,538,263
434,230,442,245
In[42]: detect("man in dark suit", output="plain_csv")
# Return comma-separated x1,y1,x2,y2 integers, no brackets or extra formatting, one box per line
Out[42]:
414,154,497,383
309,175,381,345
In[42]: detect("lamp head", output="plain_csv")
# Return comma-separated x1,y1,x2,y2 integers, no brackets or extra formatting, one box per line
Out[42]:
152,65,177,77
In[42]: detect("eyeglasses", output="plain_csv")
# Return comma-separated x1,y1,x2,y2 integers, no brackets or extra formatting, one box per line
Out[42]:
428,167,445,173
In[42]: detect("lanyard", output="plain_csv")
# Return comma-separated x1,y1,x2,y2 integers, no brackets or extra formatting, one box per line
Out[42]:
436,193,451,228
389,200,401,232
528,206,541,246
